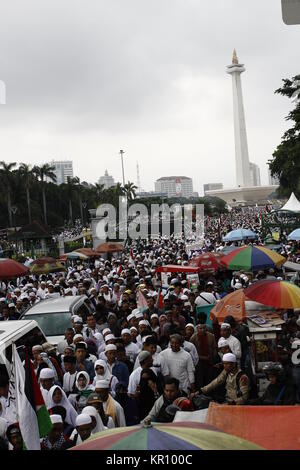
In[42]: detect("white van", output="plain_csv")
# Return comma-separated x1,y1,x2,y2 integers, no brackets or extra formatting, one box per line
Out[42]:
0,320,47,377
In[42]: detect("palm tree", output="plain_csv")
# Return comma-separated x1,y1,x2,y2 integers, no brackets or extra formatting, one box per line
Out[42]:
124,181,137,201
19,163,35,224
93,183,105,202
0,161,17,227
32,163,57,225
65,177,80,224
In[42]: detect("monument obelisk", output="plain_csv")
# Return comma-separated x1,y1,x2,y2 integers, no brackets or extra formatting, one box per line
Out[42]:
226,50,251,187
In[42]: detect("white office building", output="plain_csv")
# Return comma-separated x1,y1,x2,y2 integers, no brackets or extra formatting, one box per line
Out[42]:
203,183,223,195
155,176,193,198
47,160,74,185
249,162,261,187
98,170,115,189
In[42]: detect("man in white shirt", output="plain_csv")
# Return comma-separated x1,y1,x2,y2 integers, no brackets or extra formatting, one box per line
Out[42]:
95,380,126,427
128,351,156,396
37,281,47,300
195,282,219,307
121,329,140,363
39,368,55,408
220,323,242,363
159,334,195,394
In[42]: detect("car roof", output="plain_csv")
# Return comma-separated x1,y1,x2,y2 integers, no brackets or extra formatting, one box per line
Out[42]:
0,320,40,342
23,295,87,315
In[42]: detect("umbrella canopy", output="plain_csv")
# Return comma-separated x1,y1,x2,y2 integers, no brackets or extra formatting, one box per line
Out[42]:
245,280,300,309
66,251,89,260
74,248,98,258
288,228,300,241
71,422,263,450
156,265,200,274
29,257,66,275
210,290,246,323
223,229,258,242
0,258,29,280
95,242,124,253
220,246,286,271
189,252,224,272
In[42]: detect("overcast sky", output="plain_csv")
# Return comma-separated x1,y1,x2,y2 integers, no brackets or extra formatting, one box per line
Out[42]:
0,0,299,195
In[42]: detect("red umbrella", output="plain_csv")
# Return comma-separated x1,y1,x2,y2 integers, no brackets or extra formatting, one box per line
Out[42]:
189,252,224,272
0,258,29,280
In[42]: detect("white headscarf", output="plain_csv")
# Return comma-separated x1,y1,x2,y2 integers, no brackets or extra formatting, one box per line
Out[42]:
48,385,78,427
81,406,106,434
93,359,112,384
75,371,93,391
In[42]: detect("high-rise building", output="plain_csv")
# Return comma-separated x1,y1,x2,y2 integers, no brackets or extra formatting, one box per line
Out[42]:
155,176,193,198
98,170,115,189
48,160,73,185
268,168,280,186
249,162,261,187
203,183,223,195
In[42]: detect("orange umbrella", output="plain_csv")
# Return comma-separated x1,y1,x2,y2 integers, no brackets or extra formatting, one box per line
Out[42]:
210,290,246,323
95,242,124,253
75,248,98,258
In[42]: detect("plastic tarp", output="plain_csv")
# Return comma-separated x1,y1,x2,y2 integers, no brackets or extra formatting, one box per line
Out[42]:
205,402,300,450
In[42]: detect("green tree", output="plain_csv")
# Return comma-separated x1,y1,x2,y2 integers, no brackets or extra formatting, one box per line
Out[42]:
0,161,17,227
32,163,57,225
268,75,300,197
123,181,137,201
18,163,36,224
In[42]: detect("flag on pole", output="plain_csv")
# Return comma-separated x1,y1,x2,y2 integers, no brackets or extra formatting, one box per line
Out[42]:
13,345,52,450
117,265,123,276
137,289,148,309
128,248,135,268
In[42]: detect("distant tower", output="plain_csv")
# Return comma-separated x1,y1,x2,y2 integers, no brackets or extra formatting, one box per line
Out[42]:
136,162,142,192
226,50,251,187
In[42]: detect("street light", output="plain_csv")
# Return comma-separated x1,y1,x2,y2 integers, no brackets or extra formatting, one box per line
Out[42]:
82,201,87,226
119,150,125,186
10,205,18,255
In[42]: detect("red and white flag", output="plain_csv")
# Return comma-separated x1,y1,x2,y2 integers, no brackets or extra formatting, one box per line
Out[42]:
128,248,135,268
137,289,148,309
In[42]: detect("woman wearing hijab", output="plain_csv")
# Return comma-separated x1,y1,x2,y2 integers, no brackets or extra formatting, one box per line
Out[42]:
69,371,94,413
138,368,162,421
81,406,106,434
48,385,78,428
92,360,119,397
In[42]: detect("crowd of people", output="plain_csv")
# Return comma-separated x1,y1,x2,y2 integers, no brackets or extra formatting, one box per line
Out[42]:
0,206,300,450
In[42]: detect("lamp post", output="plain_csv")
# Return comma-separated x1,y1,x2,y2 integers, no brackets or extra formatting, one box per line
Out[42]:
82,201,87,227
119,150,125,186
11,205,18,256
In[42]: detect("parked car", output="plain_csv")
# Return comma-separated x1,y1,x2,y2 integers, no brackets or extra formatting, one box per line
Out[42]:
20,295,95,345
0,319,47,377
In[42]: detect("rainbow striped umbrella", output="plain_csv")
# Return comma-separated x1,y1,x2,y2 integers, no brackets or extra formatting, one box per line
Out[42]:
71,422,263,450
220,246,286,271
245,279,300,309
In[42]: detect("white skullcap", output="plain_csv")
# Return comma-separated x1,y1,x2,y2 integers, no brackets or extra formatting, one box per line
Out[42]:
73,316,83,324
132,308,141,316
185,323,195,329
218,338,229,348
142,335,152,343
73,334,84,341
105,344,117,352
151,314,159,319
135,312,144,319
127,313,135,322
50,414,63,424
0,297,6,301
130,327,137,331
234,283,243,290
222,353,237,363
8,303,15,308
102,328,111,335
76,414,92,426
221,323,231,329
139,320,149,326
105,334,115,342
95,379,110,389
40,368,55,379
121,329,131,335
180,295,188,301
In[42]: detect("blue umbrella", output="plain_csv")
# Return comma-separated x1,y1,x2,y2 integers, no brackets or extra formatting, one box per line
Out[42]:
288,228,300,241
223,229,258,242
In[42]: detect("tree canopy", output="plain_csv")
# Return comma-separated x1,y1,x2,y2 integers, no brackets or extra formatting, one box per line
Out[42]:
268,75,300,197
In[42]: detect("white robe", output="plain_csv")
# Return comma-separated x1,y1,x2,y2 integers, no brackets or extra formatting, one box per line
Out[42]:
159,348,195,393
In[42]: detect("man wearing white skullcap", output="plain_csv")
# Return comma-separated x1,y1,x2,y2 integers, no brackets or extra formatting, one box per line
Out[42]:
104,344,130,387
41,414,69,450
67,414,93,447
121,328,140,363
95,379,126,428
39,368,55,408
200,352,250,405
220,323,242,364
